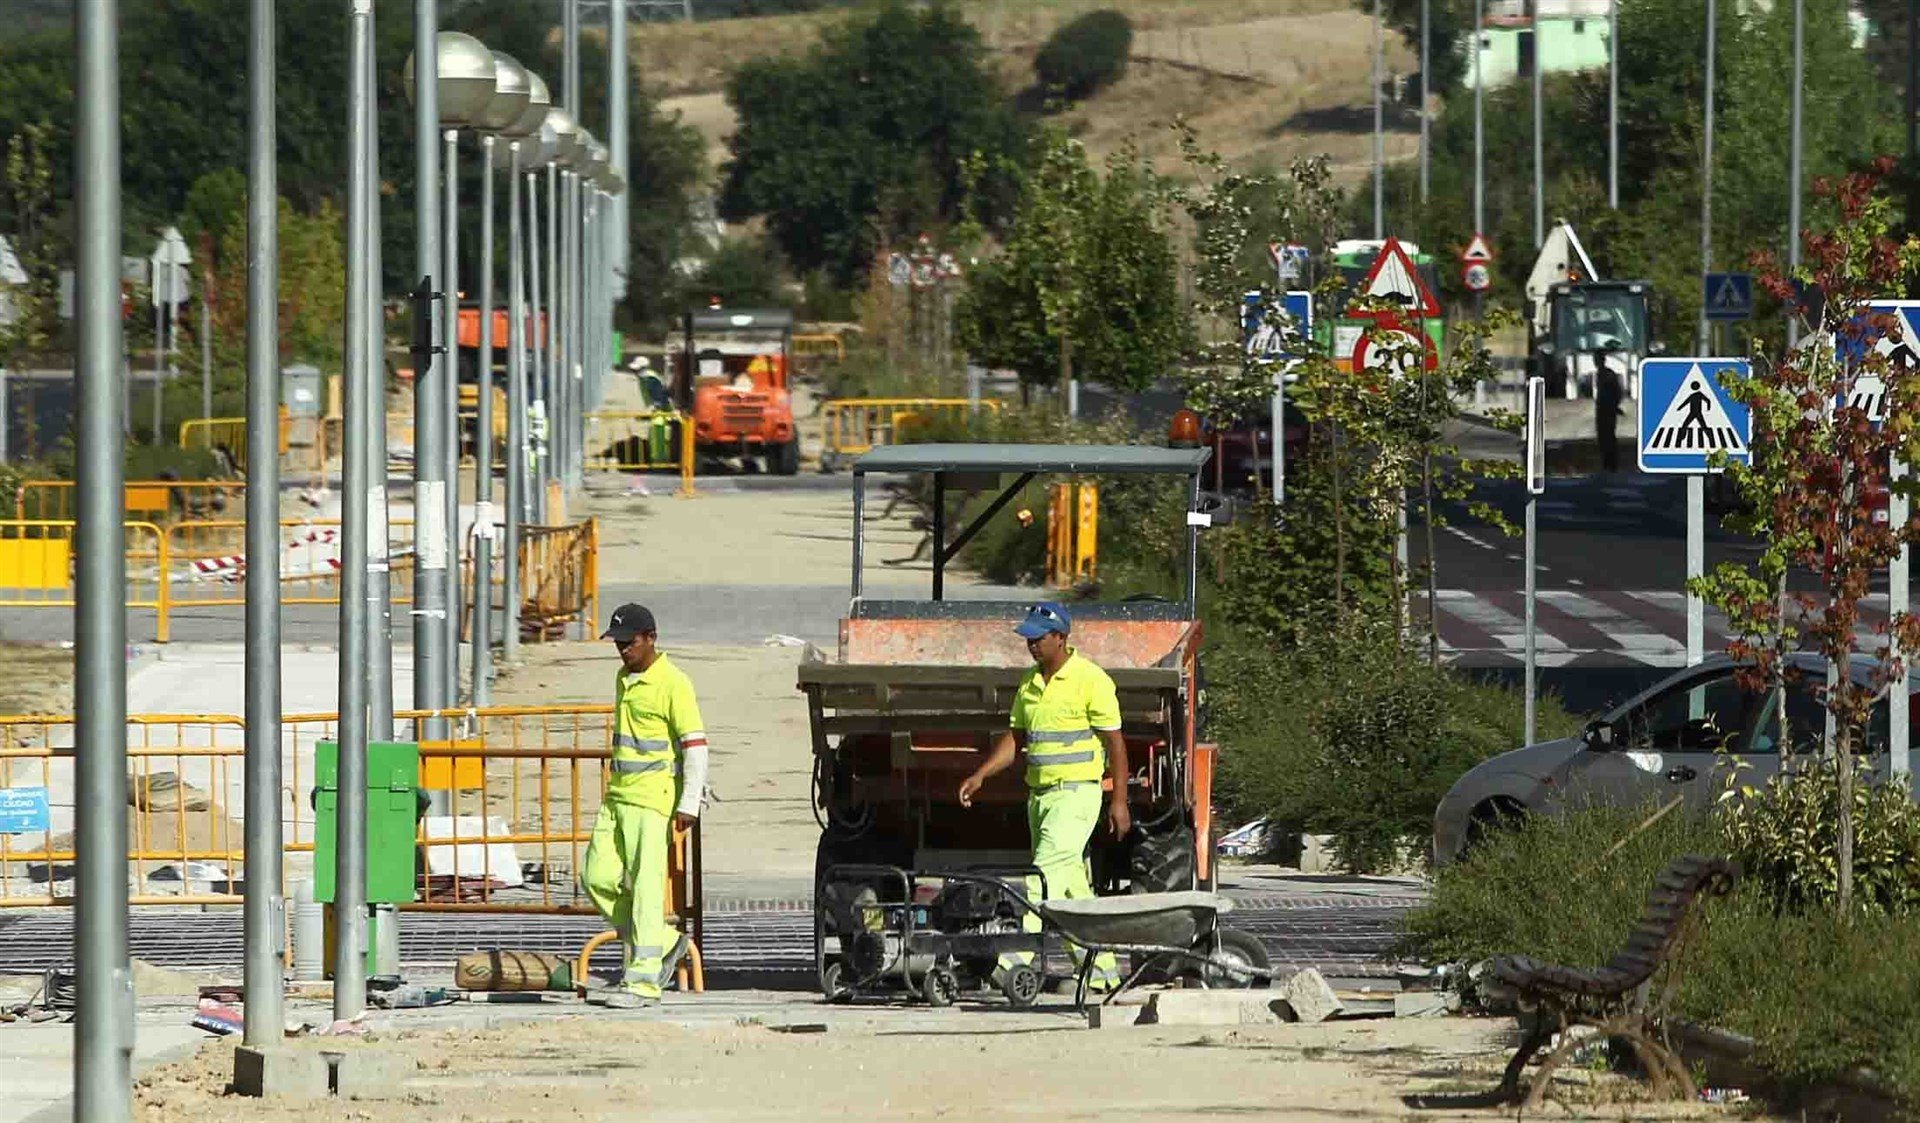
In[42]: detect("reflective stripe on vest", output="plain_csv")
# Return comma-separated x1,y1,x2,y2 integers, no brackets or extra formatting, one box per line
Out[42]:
613,734,671,752
1027,727,1098,766
610,757,679,775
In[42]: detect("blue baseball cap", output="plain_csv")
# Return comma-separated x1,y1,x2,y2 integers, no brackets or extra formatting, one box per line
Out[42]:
1014,601,1072,640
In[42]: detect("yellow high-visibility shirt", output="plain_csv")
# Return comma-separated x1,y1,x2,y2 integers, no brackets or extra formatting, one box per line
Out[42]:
609,653,706,813
1010,649,1121,788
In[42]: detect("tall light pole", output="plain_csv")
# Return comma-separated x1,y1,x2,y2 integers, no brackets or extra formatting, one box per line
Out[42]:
608,0,629,298
503,73,549,666
1419,0,1429,204
360,4,392,754
1372,0,1384,239
1787,0,1803,347
335,0,377,1024
1697,0,1716,357
543,107,574,510
404,5,443,751
1473,0,1484,237
1608,0,1619,209
1689,0,1717,671
405,31,493,722
1531,0,1544,248
241,0,283,1051
471,52,532,706
528,112,556,524
74,0,131,1115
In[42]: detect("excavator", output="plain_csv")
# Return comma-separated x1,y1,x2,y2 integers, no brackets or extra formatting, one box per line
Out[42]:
1526,221,1660,400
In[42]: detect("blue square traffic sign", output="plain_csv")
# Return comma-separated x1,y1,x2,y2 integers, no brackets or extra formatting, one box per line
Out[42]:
0,786,50,834
1704,272,1753,321
1638,358,1752,474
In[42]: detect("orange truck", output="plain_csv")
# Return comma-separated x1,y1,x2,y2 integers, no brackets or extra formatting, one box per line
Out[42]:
673,306,799,475
796,443,1234,998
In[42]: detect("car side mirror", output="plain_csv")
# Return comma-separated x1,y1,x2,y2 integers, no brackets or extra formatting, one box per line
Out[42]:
1583,719,1615,750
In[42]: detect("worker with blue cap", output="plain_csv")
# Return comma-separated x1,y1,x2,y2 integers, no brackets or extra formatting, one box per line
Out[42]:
958,601,1126,991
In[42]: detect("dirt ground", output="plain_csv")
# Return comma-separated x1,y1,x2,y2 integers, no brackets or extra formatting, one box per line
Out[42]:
132,1012,1752,1123
0,642,73,716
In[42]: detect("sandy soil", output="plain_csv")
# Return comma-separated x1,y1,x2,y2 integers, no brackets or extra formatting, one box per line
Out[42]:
133,1013,1749,1123
0,643,73,717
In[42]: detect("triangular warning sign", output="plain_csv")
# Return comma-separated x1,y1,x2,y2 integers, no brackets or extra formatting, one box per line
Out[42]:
1353,237,1442,320
1646,365,1748,453
1461,233,1494,264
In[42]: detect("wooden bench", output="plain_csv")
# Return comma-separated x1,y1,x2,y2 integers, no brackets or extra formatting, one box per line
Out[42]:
1483,854,1740,1109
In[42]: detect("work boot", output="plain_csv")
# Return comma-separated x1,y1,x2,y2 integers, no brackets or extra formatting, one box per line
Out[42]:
603,989,658,1011
657,932,690,990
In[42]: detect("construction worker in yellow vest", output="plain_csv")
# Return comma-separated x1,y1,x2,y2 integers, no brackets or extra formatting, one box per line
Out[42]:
958,601,1126,991
581,604,708,1009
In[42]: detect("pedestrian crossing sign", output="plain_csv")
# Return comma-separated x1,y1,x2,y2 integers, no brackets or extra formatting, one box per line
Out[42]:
1637,358,1751,474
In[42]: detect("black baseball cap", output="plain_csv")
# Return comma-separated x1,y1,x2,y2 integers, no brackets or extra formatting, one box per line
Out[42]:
601,603,657,642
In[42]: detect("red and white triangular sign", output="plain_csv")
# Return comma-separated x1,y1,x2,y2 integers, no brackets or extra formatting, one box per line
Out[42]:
1461,232,1494,264
1353,237,1442,320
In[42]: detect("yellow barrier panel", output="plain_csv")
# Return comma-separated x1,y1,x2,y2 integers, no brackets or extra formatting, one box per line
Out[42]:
582,410,695,497
516,518,600,641
179,412,291,473
0,520,170,640
818,397,1001,472
792,333,847,363
16,479,245,523
1046,482,1098,588
0,706,690,924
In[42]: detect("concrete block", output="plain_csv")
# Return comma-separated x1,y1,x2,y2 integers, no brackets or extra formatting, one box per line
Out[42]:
1141,989,1290,1027
1085,1003,1143,1030
329,1047,417,1100
1281,968,1343,1024
232,1045,330,1100
1393,991,1459,1019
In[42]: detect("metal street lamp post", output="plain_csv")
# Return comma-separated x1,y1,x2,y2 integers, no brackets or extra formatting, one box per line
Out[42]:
469,51,532,706
502,71,549,666
405,31,492,721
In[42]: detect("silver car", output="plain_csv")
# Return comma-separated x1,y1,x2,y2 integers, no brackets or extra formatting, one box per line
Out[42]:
1432,653,1918,866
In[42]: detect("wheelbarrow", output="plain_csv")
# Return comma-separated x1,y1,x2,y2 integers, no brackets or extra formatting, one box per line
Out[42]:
816,864,1269,1009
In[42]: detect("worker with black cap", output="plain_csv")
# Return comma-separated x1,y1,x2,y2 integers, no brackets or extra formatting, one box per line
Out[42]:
957,601,1127,991
580,603,708,1008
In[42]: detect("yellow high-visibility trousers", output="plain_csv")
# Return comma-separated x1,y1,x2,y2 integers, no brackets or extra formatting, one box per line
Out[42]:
1000,781,1123,989
581,800,675,997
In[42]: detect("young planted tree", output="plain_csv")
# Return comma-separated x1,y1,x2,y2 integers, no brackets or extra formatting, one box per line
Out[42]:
1693,161,1920,916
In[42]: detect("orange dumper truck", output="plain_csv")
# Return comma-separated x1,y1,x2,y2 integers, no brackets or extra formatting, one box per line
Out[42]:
672,306,800,475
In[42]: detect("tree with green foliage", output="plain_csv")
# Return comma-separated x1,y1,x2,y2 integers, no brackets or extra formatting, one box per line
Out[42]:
1033,9,1132,102
1367,0,1469,98
718,0,1029,283
0,121,60,370
956,131,1187,402
1692,162,1920,917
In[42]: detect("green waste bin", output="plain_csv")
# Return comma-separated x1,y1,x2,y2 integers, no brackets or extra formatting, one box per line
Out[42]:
314,740,422,906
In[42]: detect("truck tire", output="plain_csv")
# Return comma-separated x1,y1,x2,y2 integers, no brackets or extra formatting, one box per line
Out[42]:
772,439,800,476
1129,819,1196,894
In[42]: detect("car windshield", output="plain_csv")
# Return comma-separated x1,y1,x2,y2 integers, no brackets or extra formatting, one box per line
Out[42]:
1552,289,1647,354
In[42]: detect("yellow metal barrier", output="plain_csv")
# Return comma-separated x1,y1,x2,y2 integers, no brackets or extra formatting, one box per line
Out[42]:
0,715,250,906
179,412,292,473
516,518,600,641
818,397,1001,472
1046,481,1098,588
0,704,702,972
16,479,245,523
0,520,170,641
582,410,695,497
792,333,847,363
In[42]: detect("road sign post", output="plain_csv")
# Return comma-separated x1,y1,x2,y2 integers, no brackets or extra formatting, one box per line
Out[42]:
1639,357,1752,667
1525,375,1545,746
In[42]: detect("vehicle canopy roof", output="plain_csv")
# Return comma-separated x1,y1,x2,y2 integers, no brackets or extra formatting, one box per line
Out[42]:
685,308,795,333
852,442,1210,476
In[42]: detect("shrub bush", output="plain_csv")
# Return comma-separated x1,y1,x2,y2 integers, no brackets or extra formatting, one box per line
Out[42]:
1033,10,1132,101
1403,803,1920,1108
1215,614,1581,874
1718,764,1920,916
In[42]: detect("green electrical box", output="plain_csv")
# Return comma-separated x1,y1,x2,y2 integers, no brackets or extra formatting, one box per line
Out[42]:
314,741,422,905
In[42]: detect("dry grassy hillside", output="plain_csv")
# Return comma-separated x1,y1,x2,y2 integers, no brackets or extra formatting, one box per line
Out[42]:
642,0,1418,185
